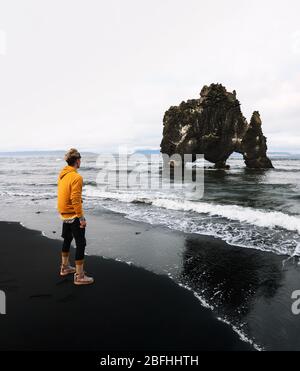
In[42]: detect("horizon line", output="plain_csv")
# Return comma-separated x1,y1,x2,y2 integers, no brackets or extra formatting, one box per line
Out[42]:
0,149,299,155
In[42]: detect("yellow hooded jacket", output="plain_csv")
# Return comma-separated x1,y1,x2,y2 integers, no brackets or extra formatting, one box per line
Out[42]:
57,166,84,219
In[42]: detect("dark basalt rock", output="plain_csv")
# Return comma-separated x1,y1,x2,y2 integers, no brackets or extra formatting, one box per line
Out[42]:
160,84,274,169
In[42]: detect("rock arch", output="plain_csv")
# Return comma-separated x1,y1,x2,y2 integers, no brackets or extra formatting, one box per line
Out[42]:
160,84,273,169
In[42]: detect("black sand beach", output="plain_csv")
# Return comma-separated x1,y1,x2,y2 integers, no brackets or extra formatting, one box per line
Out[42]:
0,221,253,351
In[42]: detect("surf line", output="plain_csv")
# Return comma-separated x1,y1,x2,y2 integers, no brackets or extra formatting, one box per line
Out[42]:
282,243,300,269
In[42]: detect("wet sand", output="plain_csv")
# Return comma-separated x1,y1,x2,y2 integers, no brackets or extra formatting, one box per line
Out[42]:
0,221,253,351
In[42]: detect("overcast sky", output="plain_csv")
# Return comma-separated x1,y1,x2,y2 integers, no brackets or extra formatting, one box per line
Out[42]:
0,0,300,153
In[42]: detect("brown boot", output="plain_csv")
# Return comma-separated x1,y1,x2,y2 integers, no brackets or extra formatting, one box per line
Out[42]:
60,265,76,277
74,272,94,286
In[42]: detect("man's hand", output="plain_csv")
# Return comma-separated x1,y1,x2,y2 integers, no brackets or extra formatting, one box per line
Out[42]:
79,218,87,229
80,220,87,229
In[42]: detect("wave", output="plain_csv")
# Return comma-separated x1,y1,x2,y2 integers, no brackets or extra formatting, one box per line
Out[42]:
152,199,300,235
289,195,300,200
272,168,300,173
83,186,300,235
81,166,103,171
27,182,57,187
0,190,56,199
83,186,154,203
84,180,98,187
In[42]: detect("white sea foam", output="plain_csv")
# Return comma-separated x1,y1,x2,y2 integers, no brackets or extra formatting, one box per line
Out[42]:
178,283,213,310
177,282,262,351
217,317,263,351
83,185,300,235
83,186,176,204
102,254,261,350
152,199,300,234
292,243,300,257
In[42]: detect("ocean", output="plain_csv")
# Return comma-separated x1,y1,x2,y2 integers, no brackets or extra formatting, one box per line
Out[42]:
1,152,300,350
1,153,300,255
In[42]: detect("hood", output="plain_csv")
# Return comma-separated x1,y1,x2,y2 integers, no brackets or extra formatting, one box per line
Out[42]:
59,166,77,180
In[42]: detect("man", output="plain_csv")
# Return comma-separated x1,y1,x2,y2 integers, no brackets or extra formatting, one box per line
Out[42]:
57,148,94,285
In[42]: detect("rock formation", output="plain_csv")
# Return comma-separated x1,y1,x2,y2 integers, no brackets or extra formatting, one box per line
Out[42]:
160,84,273,169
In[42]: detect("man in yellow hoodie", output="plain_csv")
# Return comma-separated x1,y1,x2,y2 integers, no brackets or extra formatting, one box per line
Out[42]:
57,148,94,285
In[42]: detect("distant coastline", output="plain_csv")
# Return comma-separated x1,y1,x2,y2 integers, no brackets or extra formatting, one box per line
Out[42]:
0,149,299,160
0,150,97,157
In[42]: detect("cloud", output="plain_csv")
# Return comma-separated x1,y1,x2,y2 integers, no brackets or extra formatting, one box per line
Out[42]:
0,29,6,56
0,0,299,152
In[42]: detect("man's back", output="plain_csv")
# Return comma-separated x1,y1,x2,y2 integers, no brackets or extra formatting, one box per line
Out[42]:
57,165,84,219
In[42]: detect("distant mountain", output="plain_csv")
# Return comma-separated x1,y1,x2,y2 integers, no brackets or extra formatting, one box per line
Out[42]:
268,152,300,160
227,152,299,160
134,149,160,155
268,152,291,156
1,149,298,160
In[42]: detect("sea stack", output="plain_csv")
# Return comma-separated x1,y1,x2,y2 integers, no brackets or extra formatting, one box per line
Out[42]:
160,83,274,169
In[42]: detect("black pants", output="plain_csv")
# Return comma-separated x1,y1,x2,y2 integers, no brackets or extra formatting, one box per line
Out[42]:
61,218,86,261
